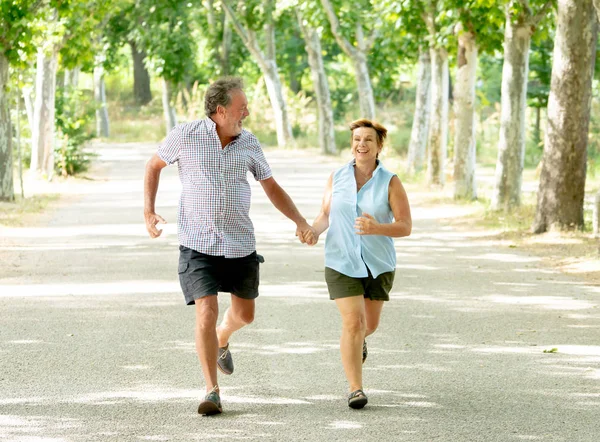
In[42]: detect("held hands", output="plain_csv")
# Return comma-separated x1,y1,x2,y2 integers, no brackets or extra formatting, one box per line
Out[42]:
355,212,379,235
295,220,318,246
145,212,167,238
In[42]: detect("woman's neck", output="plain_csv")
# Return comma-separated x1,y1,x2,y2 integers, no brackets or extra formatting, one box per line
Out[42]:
354,160,377,176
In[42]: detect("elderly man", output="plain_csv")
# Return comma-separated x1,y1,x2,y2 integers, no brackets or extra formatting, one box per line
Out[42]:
144,77,312,416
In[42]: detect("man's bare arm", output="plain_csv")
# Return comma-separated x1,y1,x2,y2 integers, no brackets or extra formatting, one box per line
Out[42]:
259,177,313,243
144,154,168,238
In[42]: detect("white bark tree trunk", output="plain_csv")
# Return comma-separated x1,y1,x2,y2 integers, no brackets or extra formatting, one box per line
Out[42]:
353,52,376,120
407,48,432,174
162,78,177,135
31,46,58,178
320,0,376,120
221,13,232,76
533,0,597,233
0,54,14,201
23,87,34,130
94,61,110,138
63,67,80,89
297,13,336,155
453,30,478,200
491,18,531,211
222,0,293,147
427,47,449,186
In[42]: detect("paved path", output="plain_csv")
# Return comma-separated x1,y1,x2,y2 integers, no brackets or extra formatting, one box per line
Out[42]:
1,143,599,441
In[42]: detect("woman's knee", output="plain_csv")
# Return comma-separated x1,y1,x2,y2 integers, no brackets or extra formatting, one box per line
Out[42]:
342,314,366,335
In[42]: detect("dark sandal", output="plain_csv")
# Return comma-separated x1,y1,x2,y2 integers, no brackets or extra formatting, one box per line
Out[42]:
348,389,368,409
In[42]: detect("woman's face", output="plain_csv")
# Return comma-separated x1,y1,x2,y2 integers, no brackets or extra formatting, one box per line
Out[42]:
351,127,381,163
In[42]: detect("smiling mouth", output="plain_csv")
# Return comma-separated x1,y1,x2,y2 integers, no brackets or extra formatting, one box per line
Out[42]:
357,149,369,153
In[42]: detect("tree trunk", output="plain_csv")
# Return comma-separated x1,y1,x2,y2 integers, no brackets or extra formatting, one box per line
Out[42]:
31,46,59,178
297,14,336,154
222,0,294,147
427,47,449,186
262,61,294,147
407,48,432,174
94,62,110,138
63,67,80,89
23,87,34,130
0,54,14,201
162,78,177,135
533,0,597,233
453,31,478,200
221,13,232,76
491,19,531,211
352,52,376,120
130,42,152,105
533,106,541,147
320,0,376,119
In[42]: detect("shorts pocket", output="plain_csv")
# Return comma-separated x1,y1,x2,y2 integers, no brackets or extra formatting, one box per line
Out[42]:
178,262,189,274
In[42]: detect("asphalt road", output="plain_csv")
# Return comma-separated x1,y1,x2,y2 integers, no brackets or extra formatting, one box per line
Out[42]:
1,142,599,442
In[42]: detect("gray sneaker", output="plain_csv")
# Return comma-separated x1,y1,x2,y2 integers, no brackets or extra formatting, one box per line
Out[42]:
198,388,222,416
217,343,234,375
362,340,368,364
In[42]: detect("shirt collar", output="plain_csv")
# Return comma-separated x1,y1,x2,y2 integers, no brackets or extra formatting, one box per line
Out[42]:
205,117,243,146
349,159,382,175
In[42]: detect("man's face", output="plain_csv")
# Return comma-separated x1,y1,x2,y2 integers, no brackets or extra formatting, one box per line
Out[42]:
221,89,249,138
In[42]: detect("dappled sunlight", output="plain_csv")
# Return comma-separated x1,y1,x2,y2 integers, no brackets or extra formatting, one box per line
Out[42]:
232,341,328,356
0,223,177,239
458,253,541,263
0,280,179,297
472,346,538,355
326,420,362,429
535,345,600,356
561,259,600,274
368,364,450,373
395,264,441,271
0,414,78,440
260,283,328,299
481,295,595,310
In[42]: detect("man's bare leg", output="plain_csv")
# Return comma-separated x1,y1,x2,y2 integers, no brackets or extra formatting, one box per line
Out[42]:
216,296,255,347
194,296,219,394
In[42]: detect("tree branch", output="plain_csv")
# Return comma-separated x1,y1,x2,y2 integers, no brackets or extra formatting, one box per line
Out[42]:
319,0,356,57
221,0,250,47
530,0,555,28
220,0,269,72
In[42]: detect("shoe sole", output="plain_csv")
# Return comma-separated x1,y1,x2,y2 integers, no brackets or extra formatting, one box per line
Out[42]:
197,401,223,416
348,397,368,409
217,363,233,375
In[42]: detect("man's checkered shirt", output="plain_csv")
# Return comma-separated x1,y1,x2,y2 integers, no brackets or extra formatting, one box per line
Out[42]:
157,117,272,258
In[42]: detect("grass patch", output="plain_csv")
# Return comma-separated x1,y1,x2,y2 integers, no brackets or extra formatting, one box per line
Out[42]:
0,194,60,227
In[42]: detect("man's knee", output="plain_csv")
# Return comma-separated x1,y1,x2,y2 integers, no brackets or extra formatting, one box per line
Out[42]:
195,297,219,330
235,308,254,326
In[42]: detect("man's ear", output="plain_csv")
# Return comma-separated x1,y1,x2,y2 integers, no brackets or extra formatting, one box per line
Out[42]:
216,104,225,117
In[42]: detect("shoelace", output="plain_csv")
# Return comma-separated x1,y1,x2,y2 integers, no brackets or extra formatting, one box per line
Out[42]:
218,346,230,360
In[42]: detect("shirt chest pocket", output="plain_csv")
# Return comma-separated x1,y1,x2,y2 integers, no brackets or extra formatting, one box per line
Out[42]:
221,152,250,182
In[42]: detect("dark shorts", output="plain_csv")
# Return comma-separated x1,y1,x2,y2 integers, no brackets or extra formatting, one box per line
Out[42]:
178,246,263,305
325,267,395,301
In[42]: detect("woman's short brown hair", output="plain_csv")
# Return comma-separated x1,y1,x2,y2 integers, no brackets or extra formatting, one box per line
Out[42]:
349,119,388,148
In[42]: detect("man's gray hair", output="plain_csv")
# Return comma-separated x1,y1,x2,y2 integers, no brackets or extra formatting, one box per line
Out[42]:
205,77,244,116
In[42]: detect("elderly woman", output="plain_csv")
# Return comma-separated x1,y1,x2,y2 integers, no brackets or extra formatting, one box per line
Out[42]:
305,119,412,409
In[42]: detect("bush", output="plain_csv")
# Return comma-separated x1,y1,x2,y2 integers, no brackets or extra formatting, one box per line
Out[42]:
54,87,96,176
